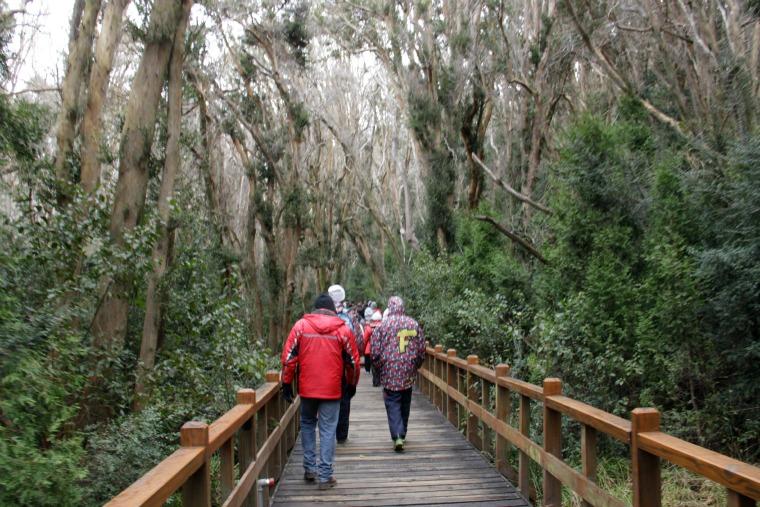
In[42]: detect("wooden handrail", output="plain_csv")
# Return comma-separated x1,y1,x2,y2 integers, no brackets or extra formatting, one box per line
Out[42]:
104,447,205,506
106,371,300,507
638,431,760,500
418,345,760,506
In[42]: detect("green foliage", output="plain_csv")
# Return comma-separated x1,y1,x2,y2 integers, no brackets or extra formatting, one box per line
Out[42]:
404,100,760,461
83,408,178,504
0,230,89,506
424,148,456,252
391,211,532,367
283,2,310,67
288,100,310,140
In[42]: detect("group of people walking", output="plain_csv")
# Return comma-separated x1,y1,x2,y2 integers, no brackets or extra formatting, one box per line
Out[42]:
280,285,425,490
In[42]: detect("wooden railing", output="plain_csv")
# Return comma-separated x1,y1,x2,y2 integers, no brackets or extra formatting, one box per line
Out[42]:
106,371,298,507
418,344,760,507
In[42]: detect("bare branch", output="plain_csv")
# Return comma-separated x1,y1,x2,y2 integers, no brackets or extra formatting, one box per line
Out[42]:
472,154,553,215
474,215,547,264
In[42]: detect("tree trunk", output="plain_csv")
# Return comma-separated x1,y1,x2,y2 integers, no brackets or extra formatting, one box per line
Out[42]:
91,0,191,351
54,0,102,200
80,0,132,193
134,0,192,408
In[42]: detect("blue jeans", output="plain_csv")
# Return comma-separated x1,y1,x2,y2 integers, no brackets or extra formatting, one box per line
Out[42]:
383,388,413,440
300,398,340,482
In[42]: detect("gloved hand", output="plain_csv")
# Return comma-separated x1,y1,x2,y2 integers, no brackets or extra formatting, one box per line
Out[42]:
364,354,372,373
282,383,294,403
345,383,357,398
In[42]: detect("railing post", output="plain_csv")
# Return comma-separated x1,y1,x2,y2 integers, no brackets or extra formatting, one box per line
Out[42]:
494,364,512,478
632,408,661,507
518,392,531,497
482,377,493,457
421,341,430,398
543,378,562,507
434,344,444,412
266,371,282,483
220,438,234,500
726,490,755,507
581,423,597,507
446,349,458,428
180,421,210,507
466,355,481,450
237,389,257,507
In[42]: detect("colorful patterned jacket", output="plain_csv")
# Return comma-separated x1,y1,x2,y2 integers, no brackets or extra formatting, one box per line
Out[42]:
370,297,425,391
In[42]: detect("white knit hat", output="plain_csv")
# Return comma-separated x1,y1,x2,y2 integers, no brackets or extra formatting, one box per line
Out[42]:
328,284,346,310
364,307,374,320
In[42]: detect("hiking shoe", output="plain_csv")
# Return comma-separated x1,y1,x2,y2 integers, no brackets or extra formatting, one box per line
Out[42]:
336,438,347,445
394,437,404,452
303,470,316,482
318,477,337,490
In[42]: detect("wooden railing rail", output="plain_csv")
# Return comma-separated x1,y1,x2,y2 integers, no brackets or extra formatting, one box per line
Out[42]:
418,344,760,507
106,370,299,507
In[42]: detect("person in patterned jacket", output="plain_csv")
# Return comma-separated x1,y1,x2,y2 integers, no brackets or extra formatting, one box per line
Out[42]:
370,296,425,451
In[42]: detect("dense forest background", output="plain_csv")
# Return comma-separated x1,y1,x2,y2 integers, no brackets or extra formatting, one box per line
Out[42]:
0,0,758,505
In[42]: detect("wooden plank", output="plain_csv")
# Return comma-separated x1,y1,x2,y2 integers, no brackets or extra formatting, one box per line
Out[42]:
518,394,530,498
181,422,211,507
446,349,459,428
224,397,300,507
545,395,631,443
581,424,597,507
496,376,544,401
208,403,256,453
220,438,234,501
466,355,482,450
632,409,662,507
273,372,529,507
543,379,562,507
469,363,497,383
638,431,760,501
480,406,626,507
104,447,205,507
495,364,514,479
727,490,756,507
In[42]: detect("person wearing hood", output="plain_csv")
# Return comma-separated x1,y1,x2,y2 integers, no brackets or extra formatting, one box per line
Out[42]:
281,293,360,490
370,296,425,452
328,284,363,444
362,309,382,368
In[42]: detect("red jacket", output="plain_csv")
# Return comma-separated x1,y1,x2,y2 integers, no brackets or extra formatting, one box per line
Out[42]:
281,310,360,399
363,321,380,355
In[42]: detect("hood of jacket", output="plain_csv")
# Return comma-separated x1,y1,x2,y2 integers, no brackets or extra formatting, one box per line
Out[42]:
303,311,346,334
386,296,405,316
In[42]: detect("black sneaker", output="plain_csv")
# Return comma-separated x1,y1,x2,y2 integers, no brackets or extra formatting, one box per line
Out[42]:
303,470,316,482
318,477,337,490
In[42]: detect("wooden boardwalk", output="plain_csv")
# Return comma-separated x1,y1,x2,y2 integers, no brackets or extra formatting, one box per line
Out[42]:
271,372,530,507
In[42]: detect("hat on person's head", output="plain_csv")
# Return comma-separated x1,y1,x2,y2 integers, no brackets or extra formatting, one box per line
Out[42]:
328,284,346,311
364,307,374,320
371,310,382,322
313,293,336,313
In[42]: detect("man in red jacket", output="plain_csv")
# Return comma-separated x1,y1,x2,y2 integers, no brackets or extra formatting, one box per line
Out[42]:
281,293,360,490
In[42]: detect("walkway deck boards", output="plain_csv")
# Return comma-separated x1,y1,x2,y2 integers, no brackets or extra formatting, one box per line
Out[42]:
271,373,530,507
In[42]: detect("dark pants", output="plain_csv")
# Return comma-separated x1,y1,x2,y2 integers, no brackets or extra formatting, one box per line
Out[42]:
336,379,352,442
383,388,413,440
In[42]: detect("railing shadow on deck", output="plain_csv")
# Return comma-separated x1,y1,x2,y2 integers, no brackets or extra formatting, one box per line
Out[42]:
106,371,298,507
418,343,760,507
